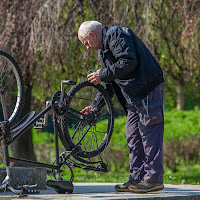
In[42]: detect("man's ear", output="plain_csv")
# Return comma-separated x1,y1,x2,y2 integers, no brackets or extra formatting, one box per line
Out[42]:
89,31,96,38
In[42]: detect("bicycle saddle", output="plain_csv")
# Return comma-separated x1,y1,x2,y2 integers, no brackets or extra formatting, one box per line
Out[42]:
10,111,35,133
46,180,74,194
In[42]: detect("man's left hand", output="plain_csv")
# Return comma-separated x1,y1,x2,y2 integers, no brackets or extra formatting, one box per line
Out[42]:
87,70,101,85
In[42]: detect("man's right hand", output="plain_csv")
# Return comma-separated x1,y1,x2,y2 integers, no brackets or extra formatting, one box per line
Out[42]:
87,70,101,85
80,106,92,115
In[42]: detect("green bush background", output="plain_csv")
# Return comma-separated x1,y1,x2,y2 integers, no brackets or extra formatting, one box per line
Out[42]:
33,108,200,184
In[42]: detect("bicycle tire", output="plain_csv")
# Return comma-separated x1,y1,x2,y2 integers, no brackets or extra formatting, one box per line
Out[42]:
60,80,114,159
0,50,24,127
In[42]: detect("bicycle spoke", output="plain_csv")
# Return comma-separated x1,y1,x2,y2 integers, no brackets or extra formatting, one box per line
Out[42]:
90,126,95,152
1,74,16,91
73,96,91,101
1,69,13,86
0,58,7,81
71,120,84,139
94,126,99,152
68,107,82,116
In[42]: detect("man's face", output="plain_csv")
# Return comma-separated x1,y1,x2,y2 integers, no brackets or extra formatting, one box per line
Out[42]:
78,31,101,51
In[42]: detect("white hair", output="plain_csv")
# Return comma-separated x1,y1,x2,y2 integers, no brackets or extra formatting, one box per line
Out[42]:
79,21,102,38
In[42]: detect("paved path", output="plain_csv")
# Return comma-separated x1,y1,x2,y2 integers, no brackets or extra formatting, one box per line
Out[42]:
0,183,200,200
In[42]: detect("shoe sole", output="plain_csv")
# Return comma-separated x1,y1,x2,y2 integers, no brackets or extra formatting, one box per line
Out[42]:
115,188,131,192
129,184,164,193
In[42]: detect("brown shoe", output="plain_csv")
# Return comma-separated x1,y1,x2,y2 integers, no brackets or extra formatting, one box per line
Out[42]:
115,181,138,192
129,180,164,193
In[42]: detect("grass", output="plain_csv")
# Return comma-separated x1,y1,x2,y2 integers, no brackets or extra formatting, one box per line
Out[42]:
2,109,200,184
164,165,200,185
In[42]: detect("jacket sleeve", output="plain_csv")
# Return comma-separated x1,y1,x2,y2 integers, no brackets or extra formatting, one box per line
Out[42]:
99,28,138,82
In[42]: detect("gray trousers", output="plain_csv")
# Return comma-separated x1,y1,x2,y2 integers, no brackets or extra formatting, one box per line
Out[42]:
125,83,164,183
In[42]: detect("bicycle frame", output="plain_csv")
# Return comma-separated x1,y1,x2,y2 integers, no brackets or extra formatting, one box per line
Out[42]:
1,94,107,172
2,103,64,170
0,79,110,196
3,103,91,168
1,80,75,172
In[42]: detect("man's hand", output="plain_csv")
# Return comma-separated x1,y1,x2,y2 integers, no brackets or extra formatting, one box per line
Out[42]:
80,106,98,115
87,70,101,85
80,106,92,115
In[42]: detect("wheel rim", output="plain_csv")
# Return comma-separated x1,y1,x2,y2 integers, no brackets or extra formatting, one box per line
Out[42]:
0,54,22,124
65,84,113,158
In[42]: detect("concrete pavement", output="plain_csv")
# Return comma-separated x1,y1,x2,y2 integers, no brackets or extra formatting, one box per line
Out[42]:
0,183,200,199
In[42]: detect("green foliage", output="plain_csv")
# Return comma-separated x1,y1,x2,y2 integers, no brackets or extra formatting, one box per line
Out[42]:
163,109,200,171
164,108,200,141
108,116,127,150
107,108,200,150
28,0,200,113
32,129,65,164
184,84,200,110
164,165,200,185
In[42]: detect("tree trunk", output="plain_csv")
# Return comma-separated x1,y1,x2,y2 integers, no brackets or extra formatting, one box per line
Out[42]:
176,81,185,110
11,78,36,167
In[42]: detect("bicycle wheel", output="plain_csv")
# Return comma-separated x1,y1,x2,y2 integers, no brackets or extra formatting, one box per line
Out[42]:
60,80,114,159
0,50,24,126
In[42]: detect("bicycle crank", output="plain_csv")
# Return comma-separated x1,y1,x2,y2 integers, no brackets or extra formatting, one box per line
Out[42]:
52,91,68,118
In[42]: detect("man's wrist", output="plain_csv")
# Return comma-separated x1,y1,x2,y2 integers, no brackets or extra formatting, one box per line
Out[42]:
99,68,105,81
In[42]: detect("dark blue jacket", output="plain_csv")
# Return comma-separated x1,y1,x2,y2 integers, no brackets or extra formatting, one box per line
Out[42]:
98,25,164,112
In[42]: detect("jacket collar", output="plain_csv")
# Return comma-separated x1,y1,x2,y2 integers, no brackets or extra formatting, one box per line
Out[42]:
101,25,109,50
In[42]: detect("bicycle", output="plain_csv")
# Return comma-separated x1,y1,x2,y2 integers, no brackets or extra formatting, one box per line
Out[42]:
0,50,114,197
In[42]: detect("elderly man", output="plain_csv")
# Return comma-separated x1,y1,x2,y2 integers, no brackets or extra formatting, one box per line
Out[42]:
78,20,165,193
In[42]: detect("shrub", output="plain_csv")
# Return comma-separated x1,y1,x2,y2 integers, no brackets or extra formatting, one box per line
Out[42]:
33,108,200,173
105,108,200,172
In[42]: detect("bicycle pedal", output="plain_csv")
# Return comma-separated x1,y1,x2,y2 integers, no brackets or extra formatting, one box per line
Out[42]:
19,184,37,189
26,189,40,194
33,101,50,129
33,118,44,129
18,189,40,197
